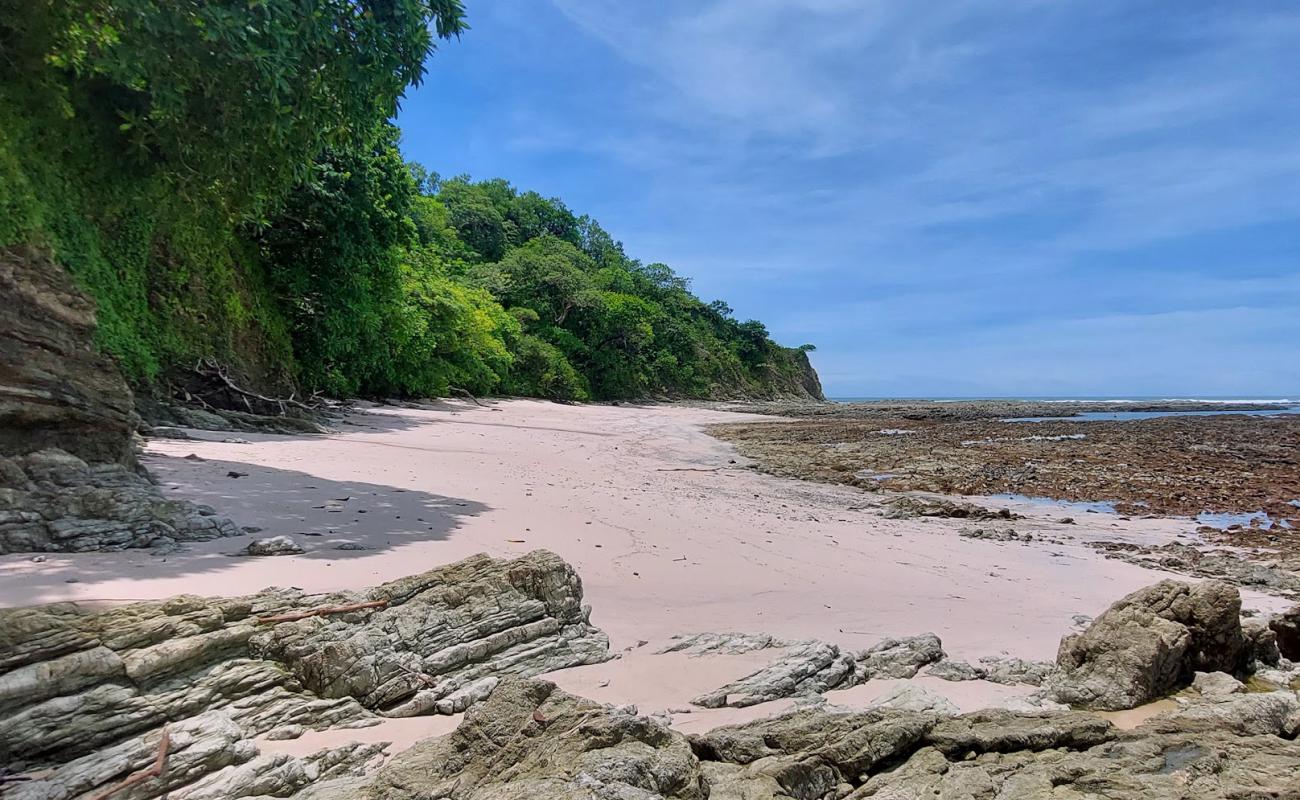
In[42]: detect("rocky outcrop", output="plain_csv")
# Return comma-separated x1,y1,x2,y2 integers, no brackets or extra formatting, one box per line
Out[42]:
0,448,242,553
295,677,1300,800
0,551,609,797
692,641,856,708
0,245,136,464
689,633,945,709
1050,579,1250,710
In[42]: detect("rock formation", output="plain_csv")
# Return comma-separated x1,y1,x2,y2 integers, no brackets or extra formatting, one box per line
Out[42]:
291,676,1300,799
0,550,609,796
0,248,251,554
0,245,136,464
1049,579,1250,710
689,633,946,709
0,448,244,553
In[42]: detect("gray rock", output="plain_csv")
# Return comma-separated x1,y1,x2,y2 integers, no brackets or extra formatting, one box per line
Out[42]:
657,631,786,656
1050,579,1249,710
884,496,1021,520
855,633,945,679
245,536,304,556
867,683,958,714
692,640,855,708
0,449,242,554
0,551,609,795
1190,670,1244,699
924,658,985,681
977,655,1056,686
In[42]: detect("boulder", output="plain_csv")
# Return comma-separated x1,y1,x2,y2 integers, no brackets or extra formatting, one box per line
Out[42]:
1050,579,1248,710
855,633,945,679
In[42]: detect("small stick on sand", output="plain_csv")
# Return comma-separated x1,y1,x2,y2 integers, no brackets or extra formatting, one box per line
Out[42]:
255,599,388,624
87,724,170,800
655,467,723,472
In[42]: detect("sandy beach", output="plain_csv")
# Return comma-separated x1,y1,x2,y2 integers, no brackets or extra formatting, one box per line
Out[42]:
2,399,1289,726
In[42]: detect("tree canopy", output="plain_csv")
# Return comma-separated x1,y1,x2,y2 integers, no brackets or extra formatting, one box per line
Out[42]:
0,0,819,403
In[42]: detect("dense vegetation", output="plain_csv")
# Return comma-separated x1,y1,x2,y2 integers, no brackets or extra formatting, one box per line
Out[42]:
0,0,819,402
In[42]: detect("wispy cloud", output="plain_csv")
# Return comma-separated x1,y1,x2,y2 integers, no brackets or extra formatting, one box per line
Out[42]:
400,0,1300,395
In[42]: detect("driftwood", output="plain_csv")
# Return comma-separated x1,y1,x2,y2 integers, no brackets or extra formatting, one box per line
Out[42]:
86,725,171,800
255,599,388,625
656,467,723,473
449,386,489,407
192,358,320,415
394,661,439,688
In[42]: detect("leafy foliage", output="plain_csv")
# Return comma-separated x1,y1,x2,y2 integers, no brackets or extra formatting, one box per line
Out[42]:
0,0,818,404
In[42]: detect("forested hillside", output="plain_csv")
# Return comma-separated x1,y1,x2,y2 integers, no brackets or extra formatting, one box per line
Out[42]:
0,1,821,403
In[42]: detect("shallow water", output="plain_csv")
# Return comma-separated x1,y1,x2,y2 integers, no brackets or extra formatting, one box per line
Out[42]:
1004,406,1300,423
988,493,1118,514
1197,510,1293,530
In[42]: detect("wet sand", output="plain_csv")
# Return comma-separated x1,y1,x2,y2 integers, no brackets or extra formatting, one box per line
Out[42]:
1,399,1290,740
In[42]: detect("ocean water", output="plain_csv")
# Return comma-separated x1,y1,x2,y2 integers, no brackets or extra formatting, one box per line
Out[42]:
827,396,1300,422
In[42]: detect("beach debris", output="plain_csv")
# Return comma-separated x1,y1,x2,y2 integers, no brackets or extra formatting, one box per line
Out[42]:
225,470,248,478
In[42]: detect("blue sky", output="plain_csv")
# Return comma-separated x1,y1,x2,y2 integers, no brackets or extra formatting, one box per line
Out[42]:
397,1,1300,398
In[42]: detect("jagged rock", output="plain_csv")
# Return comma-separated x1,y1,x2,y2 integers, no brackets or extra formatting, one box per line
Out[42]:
0,245,135,464
303,678,704,800
1050,579,1249,710
1190,670,1244,699
958,526,1030,542
0,551,609,796
977,655,1056,686
657,631,786,656
867,683,958,714
692,641,855,708
0,448,242,554
1270,604,1300,660
855,633,945,679
884,496,1021,521
245,536,304,556
925,658,984,681
1244,617,1281,666
297,675,1300,800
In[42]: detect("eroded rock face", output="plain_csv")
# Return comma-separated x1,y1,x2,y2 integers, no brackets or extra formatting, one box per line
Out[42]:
0,245,135,465
0,551,609,796
0,448,242,553
1050,579,1249,710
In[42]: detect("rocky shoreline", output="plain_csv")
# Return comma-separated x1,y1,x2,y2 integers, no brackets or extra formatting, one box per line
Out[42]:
4,554,1299,798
